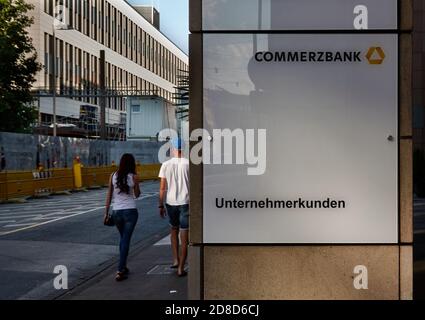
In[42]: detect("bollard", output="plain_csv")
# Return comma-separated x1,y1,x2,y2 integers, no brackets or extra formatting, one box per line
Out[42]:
73,157,82,189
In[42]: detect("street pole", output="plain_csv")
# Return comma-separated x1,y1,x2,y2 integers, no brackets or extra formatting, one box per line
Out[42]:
52,19,72,137
52,28,57,137
37,92,41,125
100,50,107,140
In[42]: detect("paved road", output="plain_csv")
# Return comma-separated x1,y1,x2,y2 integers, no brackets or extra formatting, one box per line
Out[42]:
414,198,425,299
0,180,169,300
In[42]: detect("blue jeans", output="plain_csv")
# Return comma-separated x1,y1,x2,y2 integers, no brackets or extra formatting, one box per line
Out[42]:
112,208,138,272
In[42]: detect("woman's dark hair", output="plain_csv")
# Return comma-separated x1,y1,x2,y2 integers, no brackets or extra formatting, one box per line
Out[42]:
115,153,136,194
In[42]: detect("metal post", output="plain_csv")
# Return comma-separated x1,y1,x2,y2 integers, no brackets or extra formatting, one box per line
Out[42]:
37,94,41,125
100,50,106,140
53,28,57,137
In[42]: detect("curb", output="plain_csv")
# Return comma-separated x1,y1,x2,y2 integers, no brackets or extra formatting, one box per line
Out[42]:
71,188,89,193
50,190,73,196
0,197,30,204
86,185,102,190
30,193,51,199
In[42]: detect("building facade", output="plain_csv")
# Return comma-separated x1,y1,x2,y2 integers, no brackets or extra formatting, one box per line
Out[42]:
28,0,188,139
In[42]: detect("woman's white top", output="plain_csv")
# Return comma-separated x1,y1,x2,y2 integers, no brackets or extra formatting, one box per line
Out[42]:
112,172,137,210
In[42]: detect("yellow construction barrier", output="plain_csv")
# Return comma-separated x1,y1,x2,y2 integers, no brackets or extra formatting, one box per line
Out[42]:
0,163,161,201
137,163,161,180
0,168,74,201
0,171,34,200
82,165,117,188
0,172,6,200
33,168,74,195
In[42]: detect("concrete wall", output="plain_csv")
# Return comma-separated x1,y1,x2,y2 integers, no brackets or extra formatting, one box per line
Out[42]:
0,132,163,171
188,0,413,300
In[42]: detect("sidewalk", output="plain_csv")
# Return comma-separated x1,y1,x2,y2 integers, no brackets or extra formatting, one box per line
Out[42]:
60,236,188,300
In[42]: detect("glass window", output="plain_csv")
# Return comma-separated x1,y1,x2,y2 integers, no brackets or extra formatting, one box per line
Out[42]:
131,105,141,113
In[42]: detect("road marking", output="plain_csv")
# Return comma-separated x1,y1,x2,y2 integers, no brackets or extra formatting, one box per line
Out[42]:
5,209,46,213
52,201,103,205
23,205,86,209
3,222,37,228
154,236,171,246
0,206,104,236
0,215,22,220
0,220,16,224
0,210,50,214
44,211,83,215
0,214,41,219
0,192,159,236
137,194,158,201
30,216,62,221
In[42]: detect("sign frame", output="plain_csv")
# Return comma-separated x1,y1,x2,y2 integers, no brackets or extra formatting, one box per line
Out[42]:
196,0,402,245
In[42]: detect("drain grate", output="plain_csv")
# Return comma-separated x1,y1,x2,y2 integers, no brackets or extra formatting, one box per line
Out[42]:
147,264,176,275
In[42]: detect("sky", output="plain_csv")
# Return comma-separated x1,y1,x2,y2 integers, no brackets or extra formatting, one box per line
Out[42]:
127,0,189,54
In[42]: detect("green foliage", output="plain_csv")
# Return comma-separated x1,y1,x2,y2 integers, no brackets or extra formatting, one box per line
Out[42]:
0,0,41,133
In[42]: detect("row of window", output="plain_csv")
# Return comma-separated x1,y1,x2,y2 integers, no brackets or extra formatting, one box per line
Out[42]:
44,0,188,86
44,33,174,112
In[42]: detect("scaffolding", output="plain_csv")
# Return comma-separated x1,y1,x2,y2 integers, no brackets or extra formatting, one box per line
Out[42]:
31,86,160,141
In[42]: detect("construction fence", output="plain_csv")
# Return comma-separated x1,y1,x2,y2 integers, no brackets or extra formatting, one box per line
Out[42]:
0,131,164,171
0,163,160,201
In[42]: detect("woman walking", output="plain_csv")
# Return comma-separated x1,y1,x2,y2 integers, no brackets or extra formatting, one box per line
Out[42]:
104,153,141,281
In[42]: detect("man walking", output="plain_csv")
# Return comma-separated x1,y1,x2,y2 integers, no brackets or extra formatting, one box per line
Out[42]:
158,138,189,277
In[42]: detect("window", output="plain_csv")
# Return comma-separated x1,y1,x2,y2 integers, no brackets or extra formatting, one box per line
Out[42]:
131,105,141,113
45,0,53,15
69,0,73,26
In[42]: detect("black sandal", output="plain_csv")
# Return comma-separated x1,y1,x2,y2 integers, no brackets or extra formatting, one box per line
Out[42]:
177,270,187,277
115,271,128,281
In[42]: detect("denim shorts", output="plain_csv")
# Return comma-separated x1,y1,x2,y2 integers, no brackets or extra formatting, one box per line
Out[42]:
166,204,189,230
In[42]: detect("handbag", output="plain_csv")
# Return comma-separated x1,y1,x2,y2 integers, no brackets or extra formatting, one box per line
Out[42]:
104,211,115,226
104,172,115,227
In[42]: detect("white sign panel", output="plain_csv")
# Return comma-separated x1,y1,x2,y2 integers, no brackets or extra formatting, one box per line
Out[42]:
203,34,398,243
202,0,398,30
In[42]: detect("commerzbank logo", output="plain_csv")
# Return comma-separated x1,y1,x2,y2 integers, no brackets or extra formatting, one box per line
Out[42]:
254,47,386,65
366,47,386,65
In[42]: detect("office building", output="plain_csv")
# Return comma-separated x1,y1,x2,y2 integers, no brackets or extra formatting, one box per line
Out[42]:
27,0,188,139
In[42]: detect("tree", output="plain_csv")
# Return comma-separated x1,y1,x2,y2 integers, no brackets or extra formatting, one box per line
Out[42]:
0,0,41,133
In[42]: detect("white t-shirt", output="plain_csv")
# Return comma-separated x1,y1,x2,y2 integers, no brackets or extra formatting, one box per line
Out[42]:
158,157,189,206
112,172,137,210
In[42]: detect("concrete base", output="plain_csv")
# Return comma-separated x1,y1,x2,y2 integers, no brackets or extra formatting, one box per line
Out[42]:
196,245,411,300
188,245,202,300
